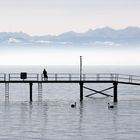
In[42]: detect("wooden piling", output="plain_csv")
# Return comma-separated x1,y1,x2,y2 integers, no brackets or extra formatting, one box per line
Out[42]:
113,82,118,102
29,82,33,102
80,82,83,101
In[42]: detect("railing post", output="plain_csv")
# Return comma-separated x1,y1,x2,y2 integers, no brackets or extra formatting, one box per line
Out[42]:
69,74,71,81
110,73,113,81
37,74,39,81
4,74,6,81
115,74,118,81
129,75,132,83
83,74,86,81
97,74,100,80
41,74,43,81
113,82,118,102
9,74,10,81
55,74,57,81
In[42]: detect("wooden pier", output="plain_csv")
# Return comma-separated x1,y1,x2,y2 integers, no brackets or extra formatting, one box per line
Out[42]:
0,73,140,102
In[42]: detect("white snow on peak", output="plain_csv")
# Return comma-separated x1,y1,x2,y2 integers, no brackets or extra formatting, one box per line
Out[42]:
8,38,21,43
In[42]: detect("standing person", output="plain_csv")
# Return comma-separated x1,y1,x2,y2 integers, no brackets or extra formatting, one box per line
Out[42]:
43,69,48,80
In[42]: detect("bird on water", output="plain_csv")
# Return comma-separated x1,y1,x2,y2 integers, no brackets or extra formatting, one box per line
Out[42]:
71,102,76,108
108,103,114,108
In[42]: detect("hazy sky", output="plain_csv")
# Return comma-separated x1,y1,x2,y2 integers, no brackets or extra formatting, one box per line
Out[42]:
0,0,140,66
0,0,140,35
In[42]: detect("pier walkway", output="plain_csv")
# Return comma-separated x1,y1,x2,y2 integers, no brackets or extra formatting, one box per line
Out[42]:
0,73,140,102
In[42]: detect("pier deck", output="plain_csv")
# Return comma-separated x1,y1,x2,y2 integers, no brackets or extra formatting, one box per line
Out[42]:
1,73,140,102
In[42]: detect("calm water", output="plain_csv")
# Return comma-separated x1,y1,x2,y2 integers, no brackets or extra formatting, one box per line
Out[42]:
0,65,140,139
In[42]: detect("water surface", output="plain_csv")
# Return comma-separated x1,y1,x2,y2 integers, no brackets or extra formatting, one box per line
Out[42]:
0,65,140,139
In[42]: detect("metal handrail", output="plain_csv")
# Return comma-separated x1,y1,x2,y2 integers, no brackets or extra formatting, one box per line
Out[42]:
9,73,39,81
0,72,140,83
34,73,140,82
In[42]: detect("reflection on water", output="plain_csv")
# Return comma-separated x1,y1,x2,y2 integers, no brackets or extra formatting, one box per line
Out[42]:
0,99,140,140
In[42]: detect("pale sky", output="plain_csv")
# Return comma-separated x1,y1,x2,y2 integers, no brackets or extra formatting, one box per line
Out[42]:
0,0,140,35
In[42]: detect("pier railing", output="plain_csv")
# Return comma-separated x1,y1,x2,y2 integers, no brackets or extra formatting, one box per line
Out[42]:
41,73,140,83
9,73,39,81
82,73,140,83
41,73,81,81
40,73,140,83
0,73,140,84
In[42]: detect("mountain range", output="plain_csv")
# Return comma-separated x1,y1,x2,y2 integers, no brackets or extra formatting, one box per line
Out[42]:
0,26,140,46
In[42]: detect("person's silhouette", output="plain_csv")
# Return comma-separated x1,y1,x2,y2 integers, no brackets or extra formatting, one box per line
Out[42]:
43,69,48,80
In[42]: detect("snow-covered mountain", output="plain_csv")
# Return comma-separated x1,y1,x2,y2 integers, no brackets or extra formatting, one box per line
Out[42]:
0,27,140,46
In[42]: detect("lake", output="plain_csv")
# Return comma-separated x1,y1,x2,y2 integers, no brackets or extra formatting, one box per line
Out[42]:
0,65,140,139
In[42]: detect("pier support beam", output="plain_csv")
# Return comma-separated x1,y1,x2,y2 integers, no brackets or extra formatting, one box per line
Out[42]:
29,82,33,102
113,82,118,102
80,82,83,101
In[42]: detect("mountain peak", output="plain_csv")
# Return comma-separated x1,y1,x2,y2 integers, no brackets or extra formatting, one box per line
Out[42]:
87,29,94,33
59,31,77,36
94,26,115,32
124,26,140,30
0,26,140,46
121,26,140,33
